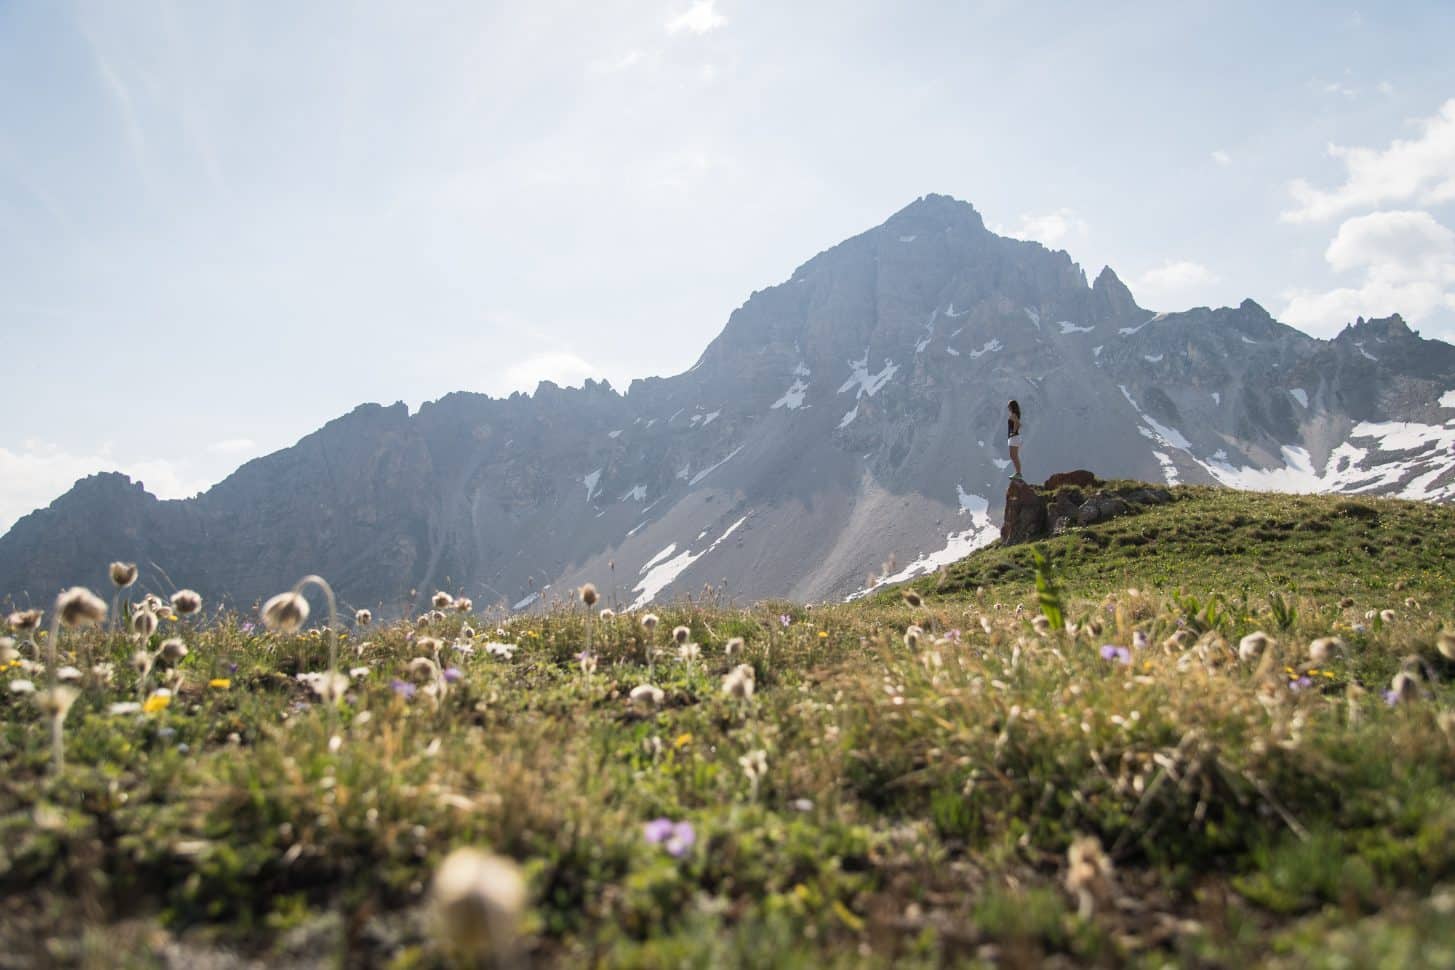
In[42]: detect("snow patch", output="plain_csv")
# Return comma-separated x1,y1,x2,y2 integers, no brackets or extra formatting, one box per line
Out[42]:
1439,389,1455,408
772,379,809,410
1144,353,1164,363
838,351,898,399
512,591,540,611
1241,335,1258,345
946,347,960,356
898,234,917,242
608,429,622,439
688,444,744,486
1212,392,1221,405
969,339,1002,359
582,469,602,502
1024,307,1041,328
945,303,968,318
1119,385,1192,450
1355,341,1378,361
838,405,859,429
701,410,721,426
1093,345,1104,359
1290,388,1309,408
630,515,750,609
1150,451,1181,486
991,458,1010,470
1059,321,1094,334
847,494,998,601
621,485,647,502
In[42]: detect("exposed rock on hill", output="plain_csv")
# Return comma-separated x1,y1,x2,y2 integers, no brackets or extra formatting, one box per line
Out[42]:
3,194,1454,611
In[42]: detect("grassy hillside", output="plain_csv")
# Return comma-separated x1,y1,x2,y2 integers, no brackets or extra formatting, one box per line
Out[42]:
3,484,1455,967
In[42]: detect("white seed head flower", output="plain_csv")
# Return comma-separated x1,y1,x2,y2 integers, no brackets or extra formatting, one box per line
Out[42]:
902,589,924,609
1391,670,1421,704
159,638,188,662
455,597,473,613
598,608,615,620
677,642,701,663
460,625,475,640
1309,636,1345,664
673,625,691,646
35,685,80,721
904,625,923,649
131,650,153,674
1031,615,1051,636
979,616,994,636
0,638,16,664
1380,609,1397,624
722,664,756,700
57,587,107,628
56,665,83,683
1438,630,1455,662
262,592,310,633
8,609,43,632
641,614,660,632
109,562,138,588
429,847,527,960
8,679,36,695
170,590,202,616
355,609,373,626
1065,834,1116,917
579,583,598,607
739,748,768,781
432,591,455,610
1238,631,1272,663
132,608,159,638
630,683,665,709
724,637,744,656
1132,631,1150,651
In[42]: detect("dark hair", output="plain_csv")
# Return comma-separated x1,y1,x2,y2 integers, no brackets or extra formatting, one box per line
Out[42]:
1008,400,1021,418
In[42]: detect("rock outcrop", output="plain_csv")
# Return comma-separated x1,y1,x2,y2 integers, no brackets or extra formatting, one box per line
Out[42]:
1000,474,1174,546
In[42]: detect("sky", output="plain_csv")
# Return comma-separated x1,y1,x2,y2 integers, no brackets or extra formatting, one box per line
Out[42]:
2,0,1454,532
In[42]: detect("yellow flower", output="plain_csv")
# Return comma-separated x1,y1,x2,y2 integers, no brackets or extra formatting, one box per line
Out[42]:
166,614,178,622
674,732,693,749
142,693,172,714
208,678,232,690
817,631,828,638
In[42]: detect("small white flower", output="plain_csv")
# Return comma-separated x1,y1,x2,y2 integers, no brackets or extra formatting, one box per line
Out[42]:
8,679,36,695
1238,631,1272,663
484,642,518,659
108,701,142,716
56,665,83,683
629,684,665,709
722,664,756,700
677,642,701,663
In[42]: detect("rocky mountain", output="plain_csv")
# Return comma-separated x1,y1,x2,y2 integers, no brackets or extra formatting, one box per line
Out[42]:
3,194,1454,614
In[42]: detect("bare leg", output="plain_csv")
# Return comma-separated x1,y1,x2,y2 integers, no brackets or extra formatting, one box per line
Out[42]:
1010,446,1022,478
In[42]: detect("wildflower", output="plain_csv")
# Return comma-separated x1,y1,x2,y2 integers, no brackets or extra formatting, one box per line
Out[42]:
432,591,455,609
1389,670,1421,705
817,630,828,638
262,591,310,633
170,590,202,616
109,562,138,588
1380,609,1397,624
1132,631,1149,651
641,614,660,632
7,609,42,632
1309,636,1344,664
108,701,142,715
159,638,188,662
979,616,994,635
0,639,16,664
779,614,791,628
1238,631,1273,663
630,683,665,709
208,678,231,690
142,690,172,714
35,685,79,720
722,664,756,699
578,651,598,676
355,609,372,626
132,608,158,638
902,589,924,609
391,679,417,699
442,667,463,684
1162,630,1192,651
1288,675,1314,692
429,848,527,961
484,642,518,659
349,666,370,678
56,665,82,682
1438,630,1455,661
674,732,692,749
418,636,443,656
1031,615,1051,636
57,587,107,628
643,818,696,857
1099,644,1132,665
579,584,598,607
724,636,744,656
904,625,923,649
740,749,768,799
8,679,35,695
673,625,691,646
599,608,616,620
677,642,700,663
416,615,432,629
455,597,473,613
297,670,350,703
1064,834,1116,918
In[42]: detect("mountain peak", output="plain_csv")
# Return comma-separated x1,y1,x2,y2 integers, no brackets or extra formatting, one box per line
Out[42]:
1090,266,1141,320
885,193,986,233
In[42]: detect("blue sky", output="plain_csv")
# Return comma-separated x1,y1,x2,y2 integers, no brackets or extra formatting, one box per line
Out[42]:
3,0,1454,531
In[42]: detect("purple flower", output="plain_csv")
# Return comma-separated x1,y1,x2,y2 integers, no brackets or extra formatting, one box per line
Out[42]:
779,614,791,628
1288,676,1314,692
644,817,696,857
442,667,462,683
1383,689,1399,706
227,662,239,674
391,679,416,699
240,622,255,634
1099,644,1132,665
945,629,961,641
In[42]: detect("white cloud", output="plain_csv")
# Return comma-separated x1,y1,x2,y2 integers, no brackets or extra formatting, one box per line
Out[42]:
498,352,602,393
589,49,647,74
1282,98,1455,222
1281,210,1455,336
1378,80,1395,96
0,442,211,535
206,438,257,455
1131,260,1219,306
1321,81,1357,98
1000,208,1088,247
1211,149,1231,166
666,0,726,35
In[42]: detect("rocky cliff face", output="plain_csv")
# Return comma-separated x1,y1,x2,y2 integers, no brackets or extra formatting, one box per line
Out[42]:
3,194,1454,613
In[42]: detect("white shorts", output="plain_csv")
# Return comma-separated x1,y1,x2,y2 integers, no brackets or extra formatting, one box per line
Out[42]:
1008,435,1023,448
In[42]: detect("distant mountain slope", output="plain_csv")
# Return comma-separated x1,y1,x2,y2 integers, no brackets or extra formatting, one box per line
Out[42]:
3,194,1453,613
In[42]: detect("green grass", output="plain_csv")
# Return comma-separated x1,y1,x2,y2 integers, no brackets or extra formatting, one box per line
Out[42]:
2,483,1455,967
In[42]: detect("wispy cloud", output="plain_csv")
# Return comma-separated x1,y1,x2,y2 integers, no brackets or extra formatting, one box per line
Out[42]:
1282,98,1455,222
499,352,602,393
998,208,1088,247
666,0,727,35
1211,149,1232,166
1131,260,1219,307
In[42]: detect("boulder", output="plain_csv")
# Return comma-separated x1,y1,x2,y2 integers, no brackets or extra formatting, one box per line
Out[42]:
1121,486,1174,506
1044,469,1098,491
1048,489,1084,534
1000,478,1049,545
1076,492,1134,527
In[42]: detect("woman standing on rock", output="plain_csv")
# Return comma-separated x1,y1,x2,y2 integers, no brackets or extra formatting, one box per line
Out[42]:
1007,400,1024,480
